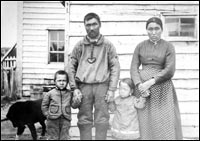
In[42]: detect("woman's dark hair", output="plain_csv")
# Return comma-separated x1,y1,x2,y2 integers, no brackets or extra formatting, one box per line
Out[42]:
146,17,163,30
84,12,101,25
54,70,69,83
120,78,135,90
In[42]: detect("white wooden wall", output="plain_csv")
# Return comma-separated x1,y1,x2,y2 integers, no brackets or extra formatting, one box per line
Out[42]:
19,1,199,139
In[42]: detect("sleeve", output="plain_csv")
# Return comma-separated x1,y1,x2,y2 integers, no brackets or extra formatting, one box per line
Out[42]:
153,43,176,84
70,91,81,109
68,42,81,90
41,92,51,117
108,43,120,91
108,101,116,112
133,96,146,109
130,44,142,86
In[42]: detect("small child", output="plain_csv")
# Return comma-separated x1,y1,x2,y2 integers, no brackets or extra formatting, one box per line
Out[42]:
109,78,146,140
42,70,75,140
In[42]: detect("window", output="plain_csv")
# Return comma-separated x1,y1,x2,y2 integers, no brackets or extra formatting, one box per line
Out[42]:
164,16,196,39
48,30,65,63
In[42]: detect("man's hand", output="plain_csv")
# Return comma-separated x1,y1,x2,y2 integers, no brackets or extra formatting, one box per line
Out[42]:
105,90,114,103
73,89,83,103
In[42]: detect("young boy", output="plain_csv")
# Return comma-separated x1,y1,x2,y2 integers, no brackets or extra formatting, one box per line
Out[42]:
41,70,73,140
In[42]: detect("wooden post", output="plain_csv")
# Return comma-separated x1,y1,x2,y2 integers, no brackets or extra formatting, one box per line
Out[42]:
1,67,4,96
16,1,23,97
64,1,70,71
3,70,10,97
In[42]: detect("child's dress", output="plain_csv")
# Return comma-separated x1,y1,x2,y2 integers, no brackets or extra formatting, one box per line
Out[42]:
110,96,141,140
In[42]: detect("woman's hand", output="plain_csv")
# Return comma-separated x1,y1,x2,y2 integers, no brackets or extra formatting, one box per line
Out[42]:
138,79,155,93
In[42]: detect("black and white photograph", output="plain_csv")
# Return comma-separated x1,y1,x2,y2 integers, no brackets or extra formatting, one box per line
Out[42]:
1,1,199,140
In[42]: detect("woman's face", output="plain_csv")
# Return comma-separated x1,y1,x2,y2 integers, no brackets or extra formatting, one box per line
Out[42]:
147,22,162,42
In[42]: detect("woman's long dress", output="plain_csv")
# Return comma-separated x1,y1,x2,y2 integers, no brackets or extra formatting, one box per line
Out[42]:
130,39,183,140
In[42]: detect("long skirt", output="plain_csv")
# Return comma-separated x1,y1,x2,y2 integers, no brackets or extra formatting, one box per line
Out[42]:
135,66,183,140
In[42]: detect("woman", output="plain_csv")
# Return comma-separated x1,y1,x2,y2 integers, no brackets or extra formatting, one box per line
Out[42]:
130,17,183,140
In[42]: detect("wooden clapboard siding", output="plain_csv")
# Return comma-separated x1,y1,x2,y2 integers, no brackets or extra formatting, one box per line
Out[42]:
68,2,199,140
19,1,199,139
21,1,65,96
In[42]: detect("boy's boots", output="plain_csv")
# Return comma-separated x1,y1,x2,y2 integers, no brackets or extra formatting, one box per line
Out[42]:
78,123,92,140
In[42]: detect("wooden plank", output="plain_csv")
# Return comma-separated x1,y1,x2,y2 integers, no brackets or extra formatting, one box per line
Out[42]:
22,68,64,74
23,7,65,14
69,22,147,36
23,46,47,52
69,36,199,54
23,40,47,46
118,54,199,70
23,2,64,8
179,101,199,114
23,73,54,80
176,89,199,102
23,13,65,20
23,19,65,25
174,5,199,13
23,35,47,41
23,52,47,58
70,1,199,5
172,42,199,54
22,63,65,69
23,29,47,36
70,5,164,22
23,24,65,30
173,79,199,89
181,114,199,126
22,57,47,63
182,126,199,138
16,1,23,97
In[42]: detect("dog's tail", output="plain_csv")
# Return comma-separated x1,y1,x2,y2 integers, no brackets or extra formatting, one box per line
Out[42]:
1,118,9,122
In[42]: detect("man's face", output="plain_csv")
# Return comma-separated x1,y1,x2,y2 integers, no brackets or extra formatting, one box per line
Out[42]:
85,18,101,39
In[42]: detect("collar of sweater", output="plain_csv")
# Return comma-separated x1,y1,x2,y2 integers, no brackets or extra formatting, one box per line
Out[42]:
83,34,104,45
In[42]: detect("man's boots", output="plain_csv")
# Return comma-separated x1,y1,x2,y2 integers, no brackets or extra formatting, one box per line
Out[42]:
78,123,93,140
95,124,109,140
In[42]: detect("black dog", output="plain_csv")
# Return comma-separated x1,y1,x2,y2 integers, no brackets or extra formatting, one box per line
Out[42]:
5,99,46,140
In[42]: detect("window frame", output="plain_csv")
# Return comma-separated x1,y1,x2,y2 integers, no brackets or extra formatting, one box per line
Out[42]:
162,13,198,41
48,29,65,64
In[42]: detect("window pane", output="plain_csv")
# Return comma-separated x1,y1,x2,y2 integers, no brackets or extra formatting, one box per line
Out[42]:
58,54,64,62
165,17,195,37
58,42,64,51
50,31,57,40
180,18,195,37
180,24,195,36
165,18,179,36
50,42,58,51
59,31,64,41
50,53,57,62
181,18,194,24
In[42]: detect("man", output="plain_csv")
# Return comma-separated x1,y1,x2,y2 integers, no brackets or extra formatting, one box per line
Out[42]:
68,13,120,140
